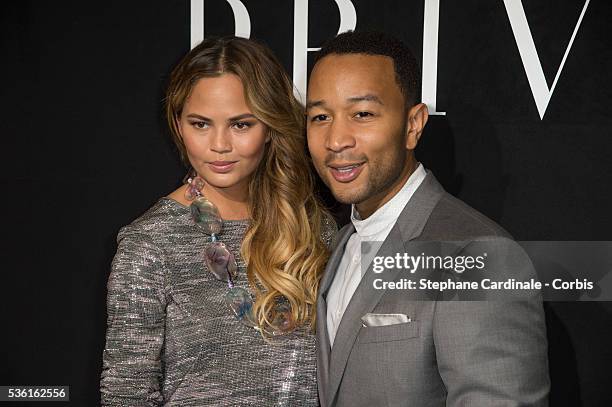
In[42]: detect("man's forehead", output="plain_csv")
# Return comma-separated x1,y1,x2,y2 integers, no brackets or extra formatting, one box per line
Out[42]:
312,53,394,76
307,53,397,104
306,93,384,109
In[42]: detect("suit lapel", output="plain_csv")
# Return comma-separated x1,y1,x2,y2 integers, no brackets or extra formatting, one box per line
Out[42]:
320,224,356,299
326,171,445,405
317,223,355,407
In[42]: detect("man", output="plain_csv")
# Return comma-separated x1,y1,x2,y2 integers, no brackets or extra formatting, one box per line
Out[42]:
306,31,549,406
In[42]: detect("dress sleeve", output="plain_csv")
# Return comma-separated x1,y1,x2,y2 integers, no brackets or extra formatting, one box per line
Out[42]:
320,213,338,249
100,227,167,407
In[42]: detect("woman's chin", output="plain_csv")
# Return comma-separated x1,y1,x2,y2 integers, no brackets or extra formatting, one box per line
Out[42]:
199,173,249,190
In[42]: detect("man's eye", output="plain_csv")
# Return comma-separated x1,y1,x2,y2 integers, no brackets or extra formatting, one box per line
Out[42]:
355,111,373,118
311,114,328,122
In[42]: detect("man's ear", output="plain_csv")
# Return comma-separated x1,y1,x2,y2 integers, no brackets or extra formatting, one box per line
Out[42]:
405,103,429,150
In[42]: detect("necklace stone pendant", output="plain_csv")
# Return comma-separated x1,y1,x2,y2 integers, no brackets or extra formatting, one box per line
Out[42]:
225,286,256,327
190,196,223,235
204,241,238,281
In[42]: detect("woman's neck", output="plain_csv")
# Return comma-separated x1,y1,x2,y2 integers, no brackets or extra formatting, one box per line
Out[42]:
200,182,250,220
168,182,250,220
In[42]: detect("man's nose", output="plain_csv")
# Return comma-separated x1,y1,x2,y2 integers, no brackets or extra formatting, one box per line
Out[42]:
325,117,356,152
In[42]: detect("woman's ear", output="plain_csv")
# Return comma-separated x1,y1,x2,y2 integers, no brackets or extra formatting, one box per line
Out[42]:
265,129,272,143
405,103,429,150
175,114,183,140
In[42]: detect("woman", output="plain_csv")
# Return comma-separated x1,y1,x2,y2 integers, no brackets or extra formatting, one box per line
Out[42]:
100,36,336,406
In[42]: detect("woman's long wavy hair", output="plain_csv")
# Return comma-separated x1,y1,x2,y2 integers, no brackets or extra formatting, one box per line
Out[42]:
165,36,331,335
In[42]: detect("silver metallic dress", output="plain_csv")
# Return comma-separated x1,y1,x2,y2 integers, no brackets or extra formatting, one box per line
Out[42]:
100,197,336,406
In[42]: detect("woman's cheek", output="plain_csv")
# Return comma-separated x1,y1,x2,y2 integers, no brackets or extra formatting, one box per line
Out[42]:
235,131,268,159
183,133,210,157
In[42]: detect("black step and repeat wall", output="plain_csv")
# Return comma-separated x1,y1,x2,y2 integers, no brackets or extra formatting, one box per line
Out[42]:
2,1,611,405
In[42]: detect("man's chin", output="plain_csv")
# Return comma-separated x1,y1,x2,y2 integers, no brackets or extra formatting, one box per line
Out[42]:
328,185,367,205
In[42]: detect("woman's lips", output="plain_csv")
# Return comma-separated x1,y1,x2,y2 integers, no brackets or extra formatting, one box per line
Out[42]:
328,162,365,183
208,161,237,173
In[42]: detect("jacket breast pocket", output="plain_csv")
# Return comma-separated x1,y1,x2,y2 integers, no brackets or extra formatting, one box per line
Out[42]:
356,321,420,344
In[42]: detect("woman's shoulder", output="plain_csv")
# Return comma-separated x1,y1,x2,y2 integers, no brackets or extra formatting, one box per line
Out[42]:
320,211,338,249
117,191,190,243
165,183,191,207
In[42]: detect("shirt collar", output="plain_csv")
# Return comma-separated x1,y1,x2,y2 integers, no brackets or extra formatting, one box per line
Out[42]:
350,163,426,238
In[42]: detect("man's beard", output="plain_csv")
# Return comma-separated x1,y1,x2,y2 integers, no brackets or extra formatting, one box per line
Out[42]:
324,121,409,206
333,147,407,206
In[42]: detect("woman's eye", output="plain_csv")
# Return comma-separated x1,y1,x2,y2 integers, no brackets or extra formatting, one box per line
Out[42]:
232,122,251,130
192,121,208,129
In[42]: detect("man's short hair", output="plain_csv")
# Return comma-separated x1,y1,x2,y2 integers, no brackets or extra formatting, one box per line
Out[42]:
314,30,421,108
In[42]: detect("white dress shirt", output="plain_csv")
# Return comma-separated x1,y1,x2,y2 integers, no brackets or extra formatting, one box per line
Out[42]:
326,163,426,347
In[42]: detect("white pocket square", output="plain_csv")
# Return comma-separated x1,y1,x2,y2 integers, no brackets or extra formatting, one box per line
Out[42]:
361,313,411,327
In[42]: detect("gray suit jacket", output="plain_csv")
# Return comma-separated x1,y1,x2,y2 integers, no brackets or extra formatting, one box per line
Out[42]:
316,171,550,407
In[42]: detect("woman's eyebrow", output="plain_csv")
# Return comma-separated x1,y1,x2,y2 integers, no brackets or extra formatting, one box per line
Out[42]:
186,113,211,121
228,113,257,122
185,113,257,122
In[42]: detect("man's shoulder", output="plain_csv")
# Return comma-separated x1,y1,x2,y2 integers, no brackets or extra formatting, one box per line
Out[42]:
421,191,512,240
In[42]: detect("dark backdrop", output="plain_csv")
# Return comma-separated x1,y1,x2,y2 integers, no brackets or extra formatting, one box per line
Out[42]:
1,1,611,406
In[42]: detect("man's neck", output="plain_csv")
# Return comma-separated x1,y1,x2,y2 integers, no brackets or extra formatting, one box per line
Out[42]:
355,160,418,219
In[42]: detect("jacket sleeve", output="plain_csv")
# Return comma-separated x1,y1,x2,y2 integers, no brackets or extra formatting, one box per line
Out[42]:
432,238,550,406
100,227,167,406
